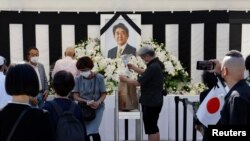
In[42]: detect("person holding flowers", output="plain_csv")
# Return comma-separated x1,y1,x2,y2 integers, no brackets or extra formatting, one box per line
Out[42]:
119,45,164,141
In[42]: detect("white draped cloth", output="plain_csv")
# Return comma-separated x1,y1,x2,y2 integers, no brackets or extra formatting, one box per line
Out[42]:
0,72,12,109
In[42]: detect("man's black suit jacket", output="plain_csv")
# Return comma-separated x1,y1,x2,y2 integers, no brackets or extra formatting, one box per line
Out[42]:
107,44,136,59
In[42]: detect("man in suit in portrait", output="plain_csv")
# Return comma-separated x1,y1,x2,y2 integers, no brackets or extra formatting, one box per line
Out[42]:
108,23,136,58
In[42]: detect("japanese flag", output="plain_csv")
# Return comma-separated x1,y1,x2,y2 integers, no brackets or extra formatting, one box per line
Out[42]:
196,82,227,127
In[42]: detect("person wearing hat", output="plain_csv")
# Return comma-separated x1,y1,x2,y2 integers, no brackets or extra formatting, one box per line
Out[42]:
0,56,12,109
119,46,165,141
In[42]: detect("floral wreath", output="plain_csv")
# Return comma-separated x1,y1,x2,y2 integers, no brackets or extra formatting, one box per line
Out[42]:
74,38,206,95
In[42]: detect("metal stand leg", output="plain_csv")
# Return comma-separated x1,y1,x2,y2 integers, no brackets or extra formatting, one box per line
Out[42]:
114,89,119,141
136,104,143,141
125,119,128,140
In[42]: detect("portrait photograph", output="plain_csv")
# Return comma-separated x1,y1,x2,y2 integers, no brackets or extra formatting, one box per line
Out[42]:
100,14,141,58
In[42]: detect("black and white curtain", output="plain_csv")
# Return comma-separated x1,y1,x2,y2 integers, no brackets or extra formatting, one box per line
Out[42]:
1,11,250,83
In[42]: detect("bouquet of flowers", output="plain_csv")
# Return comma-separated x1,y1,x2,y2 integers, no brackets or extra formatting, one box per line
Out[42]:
75,38,206,95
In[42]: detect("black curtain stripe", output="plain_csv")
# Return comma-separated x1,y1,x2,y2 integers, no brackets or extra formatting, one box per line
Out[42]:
23,24,36,61
100,13,120,35
1,10,250,79
204,23,217,60
49,24,62,68
75,24,88,44
229,24,242,51
0,22,10,64
153,24,166,45
121,14,141,35
100,13,141,35
179,24,191,76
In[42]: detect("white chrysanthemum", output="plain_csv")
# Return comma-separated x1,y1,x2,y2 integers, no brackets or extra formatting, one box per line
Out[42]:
169,54,183,70
135,57,146,69
164,61,175,75
98,58,108,70
112,72,119,82
74,38,203,94
156,51,166,62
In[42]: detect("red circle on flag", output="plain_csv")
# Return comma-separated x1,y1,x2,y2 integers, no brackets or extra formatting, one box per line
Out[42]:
206,97,220,114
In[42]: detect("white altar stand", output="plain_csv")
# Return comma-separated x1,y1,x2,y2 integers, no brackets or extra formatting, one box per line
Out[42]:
98,94,203,141
114,90,143,141
48,94,203,141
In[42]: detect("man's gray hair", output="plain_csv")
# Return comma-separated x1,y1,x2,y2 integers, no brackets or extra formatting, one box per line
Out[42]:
137,46,155,57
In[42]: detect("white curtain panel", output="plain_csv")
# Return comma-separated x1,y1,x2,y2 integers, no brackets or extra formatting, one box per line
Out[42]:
9,24,23,64
36,25,50,80
61,25,75,57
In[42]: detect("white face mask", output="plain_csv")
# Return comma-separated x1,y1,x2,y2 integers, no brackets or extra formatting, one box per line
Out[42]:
31,56,39,64
81,71,91,77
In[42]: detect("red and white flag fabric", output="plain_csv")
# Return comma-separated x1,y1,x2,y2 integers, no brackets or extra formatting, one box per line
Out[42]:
196,82,227,127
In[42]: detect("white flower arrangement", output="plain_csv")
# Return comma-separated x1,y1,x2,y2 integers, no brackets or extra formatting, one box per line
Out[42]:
75,38,206,95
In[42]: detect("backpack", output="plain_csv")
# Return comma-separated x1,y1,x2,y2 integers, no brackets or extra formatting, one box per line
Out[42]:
50,101,85,141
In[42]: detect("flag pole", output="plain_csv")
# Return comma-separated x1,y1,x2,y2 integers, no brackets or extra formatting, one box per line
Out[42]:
215,75,228,95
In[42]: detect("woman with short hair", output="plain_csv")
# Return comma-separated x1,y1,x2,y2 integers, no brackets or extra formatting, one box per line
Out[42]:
0,64,54,141
72,56,106,141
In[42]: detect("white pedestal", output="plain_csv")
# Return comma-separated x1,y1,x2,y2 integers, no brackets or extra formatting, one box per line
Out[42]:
114,90,143,141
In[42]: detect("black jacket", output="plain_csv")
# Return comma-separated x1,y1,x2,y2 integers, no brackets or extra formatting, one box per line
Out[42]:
220,79,250,125
0,103,54,141
138,58,164,107
107,44,136,58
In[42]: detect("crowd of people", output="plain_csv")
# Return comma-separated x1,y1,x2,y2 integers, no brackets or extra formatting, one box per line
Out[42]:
1,44,250,141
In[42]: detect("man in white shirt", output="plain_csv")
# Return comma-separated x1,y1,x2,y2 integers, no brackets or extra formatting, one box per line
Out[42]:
52,47,78,78
0,56,12,109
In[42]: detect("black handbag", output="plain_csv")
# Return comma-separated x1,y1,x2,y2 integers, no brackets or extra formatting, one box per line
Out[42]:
79,77,96,121
79,102,96,121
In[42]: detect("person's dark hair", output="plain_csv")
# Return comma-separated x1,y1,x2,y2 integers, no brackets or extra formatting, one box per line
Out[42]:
76,56,94,70
53,70,75,97
225,50,242,57
245,54,250,72
26,46,39,61
113,23,129,36
202,71,217,89
5,64,39,97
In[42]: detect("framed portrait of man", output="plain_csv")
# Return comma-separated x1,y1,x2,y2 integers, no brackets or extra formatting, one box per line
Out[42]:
100,14,141,58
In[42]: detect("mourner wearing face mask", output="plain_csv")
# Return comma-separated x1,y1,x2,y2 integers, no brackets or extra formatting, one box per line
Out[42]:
27,47,49,108
72,56,106,141
119,46,165,141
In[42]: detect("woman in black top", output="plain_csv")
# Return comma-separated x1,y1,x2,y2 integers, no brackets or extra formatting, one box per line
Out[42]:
0,64,54,141
119,46,164,141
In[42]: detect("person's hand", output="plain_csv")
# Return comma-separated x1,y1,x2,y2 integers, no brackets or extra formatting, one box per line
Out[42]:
29,97,38,106
127,63,136,70
43,91,49,101
89,101,100,109
119,75,128,82
209,59,221,74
